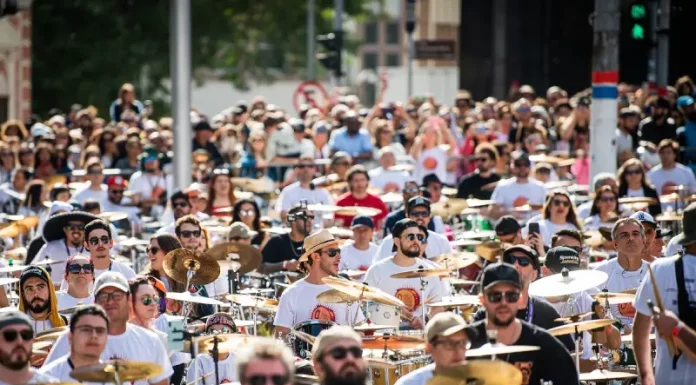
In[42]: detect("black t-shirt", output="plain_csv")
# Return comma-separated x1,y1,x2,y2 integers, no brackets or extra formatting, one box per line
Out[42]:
467,320,579,385
456,172,501,200
261,233,304,264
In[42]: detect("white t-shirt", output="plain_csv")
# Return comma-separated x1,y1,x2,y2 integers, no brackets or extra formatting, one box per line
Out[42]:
576,201,593,220
522,219,579,246
615,129,633,155
491,178,546,222
33,240,87,284
273,278,365,329
186,353,237,385
634,254,696,385
592,257,649,327
38,356,103,385
0,369,57,385
275,182,334,226
394,363,435,385
627,188,644,198
368,168,411,192
55,290,94,311
373,231,452,263
339,242,378,272
583,215,615,231
665,236,682,258
128,171,174,201
73,184,108,204
45,324,173,385
647,163,696,196
364,258,449,317
413,146,448,185
548,292,595,360
27,313,58,334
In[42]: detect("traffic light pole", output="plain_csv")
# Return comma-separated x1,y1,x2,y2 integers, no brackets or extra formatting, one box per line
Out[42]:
334,0,343,87
171,0,192,189
406,0,415,100
656,0,670,87
590,0,620,180
307,0,316,81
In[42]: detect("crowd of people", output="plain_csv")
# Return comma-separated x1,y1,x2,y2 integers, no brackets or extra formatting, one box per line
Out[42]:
0,74,694,385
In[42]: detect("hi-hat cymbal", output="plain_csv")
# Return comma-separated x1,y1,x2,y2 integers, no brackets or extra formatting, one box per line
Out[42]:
231,177,274,193
591,292,635,304
206,242,262,276
380,192,404,204
390,267,451,279
99,211,129,222
354,324,396,332
429,360,523,385
166,291,227,306
322,276,405,307
548,318,616,336
427,295,480,308
335,206,382,217
433,252,478,270
431,199,468,217
4,247,27,260
361,334,424,350
466,343,540,357
529,269,608,297
579,369,638,382
555,311,594,323
70,360,163,383
163,249,220,286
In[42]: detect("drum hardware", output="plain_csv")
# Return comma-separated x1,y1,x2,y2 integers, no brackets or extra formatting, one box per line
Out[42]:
548,318,615,375
69,360,163,385
429,360,523,385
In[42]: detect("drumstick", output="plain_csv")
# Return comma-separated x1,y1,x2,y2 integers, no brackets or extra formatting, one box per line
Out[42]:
186,372,214,385
648,265,678,357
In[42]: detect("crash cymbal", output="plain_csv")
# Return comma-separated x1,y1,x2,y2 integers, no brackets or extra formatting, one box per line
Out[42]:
475,241,508,262
429,360,523,385
441,186,458,196
0,224,27,238
591,292,635,305
206,242,262,276
35,326,68,338
226,294,278,308
70,360,163,383
621,288,638,295
118,237,149,247
431,199,469,218
316,288,361,304
0,264,25,274
166,291,226,306
335,206,382,217
466,343,540,358
99,211,129,222
390,267,451,279
380,192,403,204
322,276,405,307
32,340,53,351
311,174,343,188
548,318,616,336
618,196,657,206
656,213,683,222
354,324,396,332
621,333,655,343
544,180,573,189
388,164,414,172
459,230,497,240
459,207,482,216
198,334,262,354
579,369,638,382
555,312,594,323
326,226,353,238
529,154,563,164
433,252,478,270
450,238,482,248
444,278,480,286
163,248,220,286
342,270,367,279
427,295,480,308
0,277,19,286
273,282,291,289
238,287,275,295
659,193,682,204
231,177,274,194
466,199,495,208
33,258,63,266
529,269,608,297
266,227,290,235
361,334,424,350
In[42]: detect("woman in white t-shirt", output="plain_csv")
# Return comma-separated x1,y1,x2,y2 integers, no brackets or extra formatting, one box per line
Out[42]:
524,191,582,245
584,186,620,231
410,117,456,185
617,158,662,216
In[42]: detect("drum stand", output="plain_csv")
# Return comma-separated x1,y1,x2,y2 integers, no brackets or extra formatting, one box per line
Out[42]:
418,277,428,331
210,335,221,385
111,360,124,385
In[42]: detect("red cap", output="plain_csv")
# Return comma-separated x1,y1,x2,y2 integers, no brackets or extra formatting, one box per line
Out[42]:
106,176,128,188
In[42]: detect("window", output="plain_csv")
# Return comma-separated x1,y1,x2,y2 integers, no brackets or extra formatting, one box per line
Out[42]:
386,22,400,45
385,53,400,67
364,22,378,44
363,52,378,69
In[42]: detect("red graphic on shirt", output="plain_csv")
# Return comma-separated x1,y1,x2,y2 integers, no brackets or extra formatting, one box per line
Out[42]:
514,362,534,385
311,305,336,322
661,182,677,195
383,182,400,193
395,288,421,310
618,302,637,318
423,157,438,170
512,197,529,207
220,380,232,384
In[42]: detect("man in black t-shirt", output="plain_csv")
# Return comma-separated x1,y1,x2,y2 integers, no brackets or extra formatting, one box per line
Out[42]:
456,143,501,200
467,263,579,385
259,204,313,275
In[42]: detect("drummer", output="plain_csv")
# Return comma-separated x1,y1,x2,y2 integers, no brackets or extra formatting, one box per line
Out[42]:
55,255,95,311
274,155,333,227
467,262,578,385
0,310,58,384
311,326,366,385
365,219,448,330
259,204,310,275
38,305,109,381
383,180,437,236
273,229,364,337
338,216,378,276
186,312,240,385
18,265,67,333
488,151,546,221
493,215,523,244
630,211,660,263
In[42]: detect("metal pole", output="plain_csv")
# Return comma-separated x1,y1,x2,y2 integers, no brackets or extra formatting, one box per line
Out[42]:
171,0,192,189
656,0,670,87
590,0,620,181
334,0,343,87
492,0,507,99
307,0,316,81
406,0,416,99
647,0,658,84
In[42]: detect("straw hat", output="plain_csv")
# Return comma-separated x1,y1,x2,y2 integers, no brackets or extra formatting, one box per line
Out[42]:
299,229,338,262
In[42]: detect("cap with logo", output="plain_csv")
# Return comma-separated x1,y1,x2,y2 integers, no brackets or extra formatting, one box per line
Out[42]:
630,211,656,226
107,176,128,189
480,262,522,291
544,246,581,273
502,244,540,269
407,196,431,212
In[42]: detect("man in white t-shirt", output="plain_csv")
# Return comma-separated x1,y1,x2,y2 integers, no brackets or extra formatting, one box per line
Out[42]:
38,305,108,383
374,196,452,263
73,159,109,204
339,216,378,277
273,229,365,337
56,255,95,311
0,311,57,385
647,139,696,196
592,218,650,331
633,203,696,385
44,272,173,385
577,173,619,220
18,266,68,334
84,219,136,280
368,147,411,193
186,313,240,385
275,155,333,226
489,152,546,222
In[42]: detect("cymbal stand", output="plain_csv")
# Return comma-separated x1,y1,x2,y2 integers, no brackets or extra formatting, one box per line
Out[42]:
251,298,261,336
418,276,428,331
113,359,123,385
181,261,198,326
486,329,498,360
211,335,221,385
351,286,367,327
572,325,581,375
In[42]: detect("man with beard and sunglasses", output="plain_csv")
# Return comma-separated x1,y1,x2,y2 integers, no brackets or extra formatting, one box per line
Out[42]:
466,263,578,385
365,219,448,330
55,255,95,311
383,180,438,236
237,338,295,385
312,326,366,385
18,266,67,333
0,311,57,385
456,143,501,200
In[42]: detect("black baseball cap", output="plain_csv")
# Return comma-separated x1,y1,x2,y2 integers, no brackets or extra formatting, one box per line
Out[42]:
480,262,522,291
502,244,540,269
422,174,442,187
351,215,375,229
407,196,431,212
391,218,421,252
544,246,581,273
495,216,521,236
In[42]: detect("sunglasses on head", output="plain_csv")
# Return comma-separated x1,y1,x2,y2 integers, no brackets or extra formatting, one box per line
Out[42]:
552,199,570,208
67,263,94,274
245,375,289,385
180,230,201,238
146,246,160,254
88,236,110,246
409,210,430,218
486,290,521,303
322,248,341,257
2,329,33,342
505,255,532,267
173,201,189,208
324,346,363,360
404,233,426,242
66,223,85,231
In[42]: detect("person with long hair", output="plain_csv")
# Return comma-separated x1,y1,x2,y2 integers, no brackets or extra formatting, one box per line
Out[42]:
143,233,186,293
584,186,620,231
239,130,269,178
97,129,119,168
114,137,143,169
33,143,57,179
0,142,16,184
410,116,456,185
18,180,47,217
232,199,268,249
17,143,34,168
524,190,583,246
617,158,662,216
109,83,144,122
205,170,236,217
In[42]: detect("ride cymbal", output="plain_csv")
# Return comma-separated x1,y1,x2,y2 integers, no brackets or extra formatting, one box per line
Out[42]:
361,334,424,351
99,212,129,222
428,360,523,385
431,199,469,218
427,295,480,308
353,324,396,332
70,360,163,383
390,267,451,279
548,318,615,336
166,291,226,306
322,277,405,307
529,269,608,297
465,343,540,357
591,292,635,305
163,249,220,286
231,177,274,194
579,369,638,382
433,252,478,270
206,242,262,276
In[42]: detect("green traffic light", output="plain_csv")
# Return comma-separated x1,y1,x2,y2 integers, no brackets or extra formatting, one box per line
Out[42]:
631,4,646,19
632,24,645,40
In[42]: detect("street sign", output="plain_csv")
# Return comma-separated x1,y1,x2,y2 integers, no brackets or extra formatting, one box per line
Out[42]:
293,80,329,112
414,40,456,60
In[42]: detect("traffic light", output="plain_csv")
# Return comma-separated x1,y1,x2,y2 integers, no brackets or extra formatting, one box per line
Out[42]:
630,3,647,40
316,31,343,78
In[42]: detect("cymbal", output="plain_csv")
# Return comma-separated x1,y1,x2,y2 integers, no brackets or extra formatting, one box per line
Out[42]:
16,216,39,229
0,213,25,222
231,177,274,193
583,230,605,247
226,294,278,308
166,291,226,306
548,318,616,336
70,360,163,383
99,211,129,222
206,242,262,276
342,270,366,279
316,289,360,304
163,248,220,286
306,204,342,212
433,252,478,270
466,342,540,357
450,238,482,248
513,204,544,212
579,369,638,382
380,192,404,204
354,324,396,332
459,230,497,239
544,180,573,189
555,312,594,323
388,164,414,172
0,264,25,274
475,241,508,262
364,357,397,369
0,223,27,238
335,206,382,217
429,360,523,385
266,227,290,235
663,185,693,194
33,340,53,351
36,326,68,339
460,207,482,216
198,333,262,354
529,154,563,164
622,288,637,295
591,292,635,305
4,247,27,260
273,282,291,290
390,267,451,279
238,287,274,295
292,330,316,345
659,193,682,203
621,333,655,343
311,174,343,188
33,258,63,266
656,213,683,222
119,237,149,247
431,199,468,217
441,186,458,196
529,269,608,297
427,295,480,308
326,226,353,238
444,278,480,286
322,276,405,307
361,334,424,350
618,196,657,206
466,199,495,208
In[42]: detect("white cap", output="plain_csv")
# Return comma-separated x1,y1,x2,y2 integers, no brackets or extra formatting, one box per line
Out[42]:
630,211,656,225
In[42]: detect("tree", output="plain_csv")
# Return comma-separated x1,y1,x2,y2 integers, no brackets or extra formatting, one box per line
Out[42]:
31,0,371,118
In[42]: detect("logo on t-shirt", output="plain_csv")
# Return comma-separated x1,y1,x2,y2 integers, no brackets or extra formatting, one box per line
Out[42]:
311,305,336,322
220,380,233,384
395,288,421,310
617,302,636,318
512,197,529,207
384,182,400,193
514,361,534,385
661,182,677,195
423,157,438,170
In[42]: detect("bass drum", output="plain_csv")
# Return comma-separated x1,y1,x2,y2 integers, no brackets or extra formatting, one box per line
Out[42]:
292,320,335,359
366,302,401,329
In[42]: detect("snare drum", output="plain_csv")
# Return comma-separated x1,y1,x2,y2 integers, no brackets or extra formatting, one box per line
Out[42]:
292,320,335,358
367,303,401,329
370,358,429,385
242,272,268,289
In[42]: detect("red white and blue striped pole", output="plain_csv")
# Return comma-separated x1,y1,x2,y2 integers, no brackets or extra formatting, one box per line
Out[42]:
590,71,618,179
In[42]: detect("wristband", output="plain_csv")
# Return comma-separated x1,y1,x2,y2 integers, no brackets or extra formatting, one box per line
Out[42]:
282,260,288,271
673,321,684,338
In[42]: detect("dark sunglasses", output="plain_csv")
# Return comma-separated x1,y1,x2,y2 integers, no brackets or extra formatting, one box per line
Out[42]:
402,187,420,194
246,375,289,385
409,210,430,218
551,199,570,208
404,233,426,242
624,169,642,175
65,223,85,231
514,162,531,168
3,329,33,342
599,196,616,203
567,246,584,254
180,230,201,238
486,291,521,303
146,246,160,254
505,255,532,267
139,295,160,306
88,236,110,246
67,263,94,274
334,162,350,167
87,169,103,175
322,248,341,257
475,157,490,163
110,189,125,195
172,201,189,208
325,346,363,360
